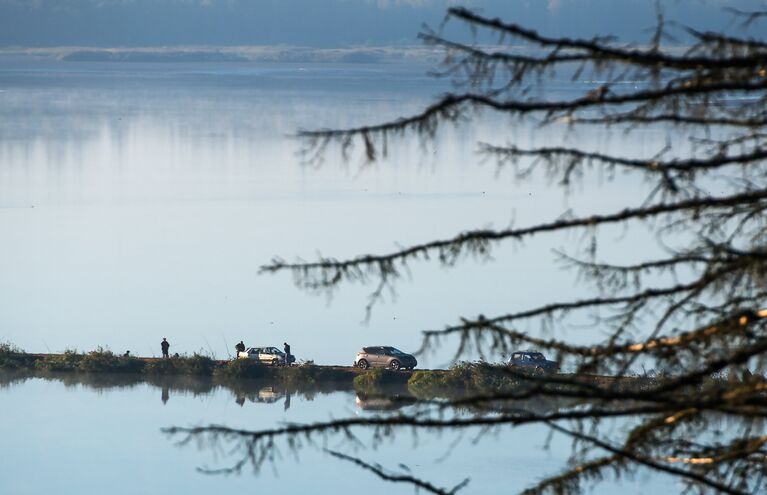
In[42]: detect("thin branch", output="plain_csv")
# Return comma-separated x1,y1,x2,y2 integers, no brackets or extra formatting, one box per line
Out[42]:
261,189,767,286
548,422,750,495
325,450,468,495
447,7,767,71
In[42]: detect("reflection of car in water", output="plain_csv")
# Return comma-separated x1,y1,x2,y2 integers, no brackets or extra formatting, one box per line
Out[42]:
508,351,559,373
355,393,417,411
256,386,281,403
234,386,290,406
354,346,417,370
237,346,286,365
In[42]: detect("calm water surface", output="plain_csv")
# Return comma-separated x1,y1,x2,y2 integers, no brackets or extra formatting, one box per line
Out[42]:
0,373,678,494
0,58,665,365
0,59,681,493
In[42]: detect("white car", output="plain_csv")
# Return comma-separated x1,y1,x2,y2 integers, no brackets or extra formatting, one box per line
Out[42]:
237,346,286,366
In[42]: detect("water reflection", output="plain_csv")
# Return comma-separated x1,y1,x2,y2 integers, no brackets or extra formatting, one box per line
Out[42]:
0,369,683,494
1,370,319,411
233,385,291,409
0,61,684,494
355,392,416,412
0,369,579,417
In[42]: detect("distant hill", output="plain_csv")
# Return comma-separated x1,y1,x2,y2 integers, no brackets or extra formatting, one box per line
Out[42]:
61,50,250,63
49,46,438,64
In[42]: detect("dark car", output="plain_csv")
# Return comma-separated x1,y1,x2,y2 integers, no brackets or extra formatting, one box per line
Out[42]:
508,351,558,373
354,346,417,371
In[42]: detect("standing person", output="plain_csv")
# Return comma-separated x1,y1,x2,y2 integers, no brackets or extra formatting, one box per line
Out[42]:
283,342,291,365
161,338,170,359
235,340,245,357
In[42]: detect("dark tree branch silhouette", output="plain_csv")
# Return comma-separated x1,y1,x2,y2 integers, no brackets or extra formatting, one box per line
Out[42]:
170,6,767,494
325,450,469,495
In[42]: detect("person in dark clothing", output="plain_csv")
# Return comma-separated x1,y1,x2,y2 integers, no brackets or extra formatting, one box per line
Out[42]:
283,342,293,365
235,341,246,356
123,350,130,357
161,338,170,358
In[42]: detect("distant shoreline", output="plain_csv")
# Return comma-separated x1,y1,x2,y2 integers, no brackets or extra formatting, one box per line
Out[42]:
0,45,445,64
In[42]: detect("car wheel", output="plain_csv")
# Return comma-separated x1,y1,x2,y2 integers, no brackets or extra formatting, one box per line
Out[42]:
272,358,280,366
389,360,401,371
357,359,369,370
534,366,545,375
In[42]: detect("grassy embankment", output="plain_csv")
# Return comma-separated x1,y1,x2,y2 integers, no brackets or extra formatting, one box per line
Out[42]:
0,343,664,399
353,361,668,400
352,362,534,398
0,343,358,390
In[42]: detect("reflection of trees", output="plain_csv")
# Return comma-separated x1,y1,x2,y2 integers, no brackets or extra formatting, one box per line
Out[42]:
172,7,767,495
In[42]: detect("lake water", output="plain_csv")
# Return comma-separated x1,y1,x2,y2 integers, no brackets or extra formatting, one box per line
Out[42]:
0,372,679,494
0,57,666,366
0,58,682,493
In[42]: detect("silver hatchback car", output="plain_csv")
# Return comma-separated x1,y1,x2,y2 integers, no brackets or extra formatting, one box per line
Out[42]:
354,346,417,371
237,346,286,366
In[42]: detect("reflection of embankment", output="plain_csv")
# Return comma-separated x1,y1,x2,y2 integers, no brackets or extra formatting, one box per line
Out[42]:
0,369,581,416
0,370,216,394
0,369,347,409
2,365,728,417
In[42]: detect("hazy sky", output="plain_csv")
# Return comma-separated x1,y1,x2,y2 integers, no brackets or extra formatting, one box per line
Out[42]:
0,0,763,47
